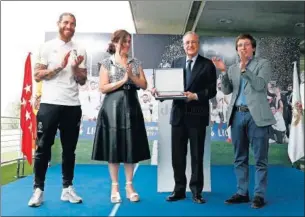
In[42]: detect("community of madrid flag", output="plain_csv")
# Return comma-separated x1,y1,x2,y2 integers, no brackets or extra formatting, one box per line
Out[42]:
288,61,304,164
20,52,36,165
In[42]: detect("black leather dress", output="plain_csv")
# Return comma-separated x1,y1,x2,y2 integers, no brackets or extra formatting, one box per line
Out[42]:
91,56,151,163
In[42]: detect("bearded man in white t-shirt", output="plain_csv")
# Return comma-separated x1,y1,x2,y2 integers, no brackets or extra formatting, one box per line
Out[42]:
28,13,87,207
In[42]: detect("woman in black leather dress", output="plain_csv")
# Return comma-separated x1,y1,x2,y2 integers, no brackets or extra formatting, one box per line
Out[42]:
92,29,150,203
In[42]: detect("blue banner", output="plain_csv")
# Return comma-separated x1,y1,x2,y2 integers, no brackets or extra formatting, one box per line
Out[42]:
211,123,229,141
57,121,229,142
75,121,159,141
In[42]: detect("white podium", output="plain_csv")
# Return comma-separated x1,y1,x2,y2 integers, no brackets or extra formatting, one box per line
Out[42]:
157,100,211,192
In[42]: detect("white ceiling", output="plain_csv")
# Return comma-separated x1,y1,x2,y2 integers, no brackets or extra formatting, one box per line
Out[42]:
130,0,305,38
130,1,193,34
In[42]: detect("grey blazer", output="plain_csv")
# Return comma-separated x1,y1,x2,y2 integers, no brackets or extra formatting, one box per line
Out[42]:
221,57,276,127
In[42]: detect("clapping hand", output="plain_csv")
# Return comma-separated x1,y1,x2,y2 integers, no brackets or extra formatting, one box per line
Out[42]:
126,64,133,77
239,51,247,70
212,57,226,72
123,71,129,83
60,51,71,69
71,55,84,68
122,64,133,83
51,51,71,76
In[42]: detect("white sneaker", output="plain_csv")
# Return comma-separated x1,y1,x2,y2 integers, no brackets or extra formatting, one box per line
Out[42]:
61,186,82,203
28,188,44,207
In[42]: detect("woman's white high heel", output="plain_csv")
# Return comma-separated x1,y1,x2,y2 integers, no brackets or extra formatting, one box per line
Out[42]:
110,183,122,203
125,181,140,202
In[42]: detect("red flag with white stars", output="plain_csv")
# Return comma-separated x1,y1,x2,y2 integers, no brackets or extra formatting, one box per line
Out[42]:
20,53,35,165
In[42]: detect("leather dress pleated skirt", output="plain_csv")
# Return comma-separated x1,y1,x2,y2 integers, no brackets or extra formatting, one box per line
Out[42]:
92,87,151,163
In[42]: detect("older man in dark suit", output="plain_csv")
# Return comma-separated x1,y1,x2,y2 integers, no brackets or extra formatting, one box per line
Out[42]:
161,31,217,204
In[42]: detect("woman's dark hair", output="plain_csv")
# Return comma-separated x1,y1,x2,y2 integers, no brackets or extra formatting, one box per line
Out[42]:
107,29,131,54
235,33,256,55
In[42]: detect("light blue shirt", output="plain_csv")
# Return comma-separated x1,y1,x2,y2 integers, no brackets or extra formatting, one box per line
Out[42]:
235,58,252,106
235,78,247,106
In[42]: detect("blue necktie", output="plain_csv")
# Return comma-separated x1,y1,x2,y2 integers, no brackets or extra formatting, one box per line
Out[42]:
186,59,193,87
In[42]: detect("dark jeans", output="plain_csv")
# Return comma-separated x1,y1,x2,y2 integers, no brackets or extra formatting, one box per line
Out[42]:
231,110,270,198
34,103,82,191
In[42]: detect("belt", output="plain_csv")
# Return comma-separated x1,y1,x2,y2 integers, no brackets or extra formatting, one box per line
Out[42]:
118,84,138,91
235,105,249,112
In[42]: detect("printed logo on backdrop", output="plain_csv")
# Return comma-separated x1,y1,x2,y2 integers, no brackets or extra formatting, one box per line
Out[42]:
77,121,158,141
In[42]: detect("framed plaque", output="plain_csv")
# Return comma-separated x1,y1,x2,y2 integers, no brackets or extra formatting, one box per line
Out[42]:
153,68,187,100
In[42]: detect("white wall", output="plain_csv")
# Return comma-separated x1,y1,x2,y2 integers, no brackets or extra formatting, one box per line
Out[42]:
1,1,135,116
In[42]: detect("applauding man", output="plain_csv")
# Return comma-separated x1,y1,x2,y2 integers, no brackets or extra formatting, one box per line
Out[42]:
212,34,275,209
28,13,87,207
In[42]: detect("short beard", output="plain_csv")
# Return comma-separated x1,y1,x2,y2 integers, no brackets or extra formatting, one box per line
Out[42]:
59,28,74,41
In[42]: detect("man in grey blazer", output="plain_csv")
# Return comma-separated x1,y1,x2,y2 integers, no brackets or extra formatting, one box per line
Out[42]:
213,33,276,209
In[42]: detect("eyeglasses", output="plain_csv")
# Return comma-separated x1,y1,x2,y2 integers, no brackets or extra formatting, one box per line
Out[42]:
184,41,198,45
237,42,252,48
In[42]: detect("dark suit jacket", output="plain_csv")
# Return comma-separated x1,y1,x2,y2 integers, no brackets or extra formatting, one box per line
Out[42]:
170,54,217,127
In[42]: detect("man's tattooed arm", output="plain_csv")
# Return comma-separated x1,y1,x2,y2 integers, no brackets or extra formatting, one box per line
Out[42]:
72,66,87,85
34,64,62,82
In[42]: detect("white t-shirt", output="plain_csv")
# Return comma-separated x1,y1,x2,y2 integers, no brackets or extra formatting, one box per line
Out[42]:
36,38,87,106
